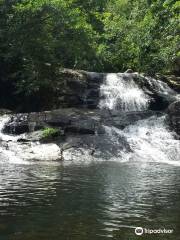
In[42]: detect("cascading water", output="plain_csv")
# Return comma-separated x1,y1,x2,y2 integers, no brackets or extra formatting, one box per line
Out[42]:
0,115,24,163
99,73,180,165
0,73,179,165
0,115,20,142
0,116,61,163
99,73,150,111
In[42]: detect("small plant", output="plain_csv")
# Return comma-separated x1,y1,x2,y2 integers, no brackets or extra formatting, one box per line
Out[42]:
42,127,60,139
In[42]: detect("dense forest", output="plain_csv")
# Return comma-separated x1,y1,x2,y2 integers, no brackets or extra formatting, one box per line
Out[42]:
0,0,179,111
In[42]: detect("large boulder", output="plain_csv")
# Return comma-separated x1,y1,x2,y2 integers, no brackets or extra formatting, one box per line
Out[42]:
167,101,180,135
54,69,105,109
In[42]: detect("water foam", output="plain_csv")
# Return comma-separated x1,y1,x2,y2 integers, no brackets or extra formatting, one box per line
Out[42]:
104,116,180,165
99,73,149,111
99,73,180,165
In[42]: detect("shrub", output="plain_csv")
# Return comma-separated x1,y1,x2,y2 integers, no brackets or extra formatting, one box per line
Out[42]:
42,127,60,139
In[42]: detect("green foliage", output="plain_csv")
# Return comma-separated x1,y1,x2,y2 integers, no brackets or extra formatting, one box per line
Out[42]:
0,0,179,110
100,0,179,74
42,127,60,139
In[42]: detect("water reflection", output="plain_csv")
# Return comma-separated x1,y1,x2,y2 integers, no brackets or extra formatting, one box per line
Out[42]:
0,161,180,239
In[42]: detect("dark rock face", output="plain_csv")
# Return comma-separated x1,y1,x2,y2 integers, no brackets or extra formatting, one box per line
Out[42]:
3,108,159,136
155,74,180,93
53,69,105,109
3,109,101,135
0,109,13,115
133,74,177,110
3,114,42,134
105,110,162,129
167,101,180,135
149,94,170,111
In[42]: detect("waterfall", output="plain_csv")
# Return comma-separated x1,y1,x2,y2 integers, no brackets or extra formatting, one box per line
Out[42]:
99,73,180,165
99,73,149,111
0,115,25,163
0,73,179,165
105,116,180,165
0,115,20,142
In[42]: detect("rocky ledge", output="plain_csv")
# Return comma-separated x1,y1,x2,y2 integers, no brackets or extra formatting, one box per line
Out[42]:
60,70,178,111
155,74,180,93
167,101,180,135
0,108,164,163
3,108,158,136
1,69,178,112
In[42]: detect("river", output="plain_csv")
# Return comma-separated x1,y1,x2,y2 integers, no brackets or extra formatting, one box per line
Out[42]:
0,73,180,239
0,161,180,239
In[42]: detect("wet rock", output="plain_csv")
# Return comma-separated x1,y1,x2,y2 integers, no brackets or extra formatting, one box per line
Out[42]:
0,109,13,115
22,130,45,142
61,133,132,162
125,69,134,73
3,109,102,135
53,69,104,109
3,122,29,135
3,107,160,136
2,114,43,135
133,74,177,110
86,72,105,84
105,111,162,129
17,138,30,143
155,74,180,93
167,101,180,135
149,94,170,111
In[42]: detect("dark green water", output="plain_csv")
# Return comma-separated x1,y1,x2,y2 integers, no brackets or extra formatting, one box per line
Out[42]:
0,161,180,240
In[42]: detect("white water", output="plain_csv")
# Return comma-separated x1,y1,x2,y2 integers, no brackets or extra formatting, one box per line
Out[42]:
105,116,180,165
99,73,150,111
145,76,177,97
100,73,180,165
0,116,61,163
0,115,20,142
0,115,26,163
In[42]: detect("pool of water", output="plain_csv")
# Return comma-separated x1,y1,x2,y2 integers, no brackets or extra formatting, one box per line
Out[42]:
0,160,180,240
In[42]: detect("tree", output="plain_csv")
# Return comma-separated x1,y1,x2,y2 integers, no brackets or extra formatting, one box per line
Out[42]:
0,0,179,111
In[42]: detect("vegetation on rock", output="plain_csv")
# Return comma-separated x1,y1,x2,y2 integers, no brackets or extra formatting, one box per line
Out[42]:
42,127,61,140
